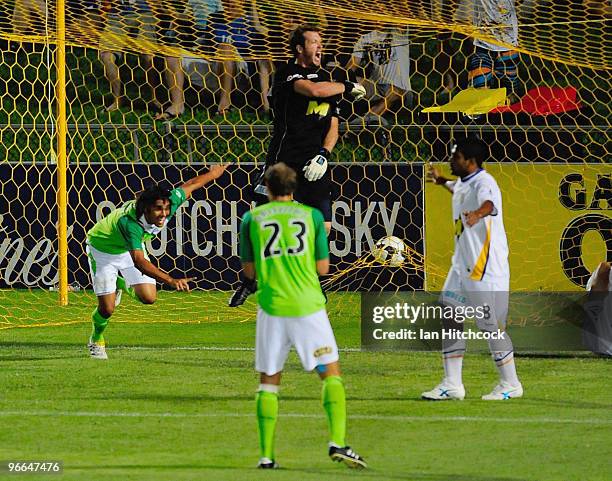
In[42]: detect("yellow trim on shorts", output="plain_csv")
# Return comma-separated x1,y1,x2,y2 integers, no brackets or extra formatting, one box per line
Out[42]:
470,219,491,281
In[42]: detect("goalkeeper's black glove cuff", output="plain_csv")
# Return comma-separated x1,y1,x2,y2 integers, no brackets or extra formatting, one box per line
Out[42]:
228,277,257,307
342,81,355,99
244,277,257,292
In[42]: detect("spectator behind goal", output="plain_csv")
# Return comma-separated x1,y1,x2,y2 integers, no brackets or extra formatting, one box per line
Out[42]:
468,0,521,104
99,0,161,113
346,26,412,125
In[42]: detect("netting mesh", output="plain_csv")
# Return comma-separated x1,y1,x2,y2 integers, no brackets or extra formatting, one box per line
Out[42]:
0,0,610,329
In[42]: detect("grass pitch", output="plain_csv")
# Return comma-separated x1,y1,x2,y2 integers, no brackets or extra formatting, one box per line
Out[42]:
0,292,610,481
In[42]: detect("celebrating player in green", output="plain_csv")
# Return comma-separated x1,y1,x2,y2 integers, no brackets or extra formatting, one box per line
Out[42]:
238,163,366,470
85,164,228,360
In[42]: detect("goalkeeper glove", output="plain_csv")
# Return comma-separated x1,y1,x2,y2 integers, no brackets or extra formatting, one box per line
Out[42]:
228,277,257,307
303,148,330,182
343,81,366,101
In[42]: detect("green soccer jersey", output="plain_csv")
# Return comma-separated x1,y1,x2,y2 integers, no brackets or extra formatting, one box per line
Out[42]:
87,188,187,254
240,201,329,317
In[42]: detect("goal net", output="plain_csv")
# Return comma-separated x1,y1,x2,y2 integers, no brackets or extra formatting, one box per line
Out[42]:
0,0,609,329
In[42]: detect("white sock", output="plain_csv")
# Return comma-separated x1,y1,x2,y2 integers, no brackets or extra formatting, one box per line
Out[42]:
492,351,520,386
258,383,279,393
488,335,520,386
442,350,464,387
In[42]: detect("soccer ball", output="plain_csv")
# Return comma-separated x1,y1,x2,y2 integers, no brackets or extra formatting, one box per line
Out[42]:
372,236,406,267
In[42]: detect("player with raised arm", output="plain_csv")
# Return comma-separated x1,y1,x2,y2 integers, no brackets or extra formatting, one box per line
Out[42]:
228,24,365,307
239,163,366,469
85,164,228,359
423,137,523,400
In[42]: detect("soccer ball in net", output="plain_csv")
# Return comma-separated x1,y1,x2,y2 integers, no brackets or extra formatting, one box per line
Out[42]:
372,236,406,267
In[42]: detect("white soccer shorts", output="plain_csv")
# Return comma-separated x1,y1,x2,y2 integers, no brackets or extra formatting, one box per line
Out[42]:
255,307,339,376
86,244,155,297
440,268,510,331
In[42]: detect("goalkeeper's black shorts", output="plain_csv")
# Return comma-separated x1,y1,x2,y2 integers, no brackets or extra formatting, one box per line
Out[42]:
252,164,332,222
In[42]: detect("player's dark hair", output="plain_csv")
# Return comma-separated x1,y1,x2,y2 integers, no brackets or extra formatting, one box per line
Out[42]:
453,136,488,168
265,163,297,196
289,24,320,57
135,184,172,218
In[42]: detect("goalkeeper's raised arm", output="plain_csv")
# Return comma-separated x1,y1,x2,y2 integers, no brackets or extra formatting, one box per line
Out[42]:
293,77,366,100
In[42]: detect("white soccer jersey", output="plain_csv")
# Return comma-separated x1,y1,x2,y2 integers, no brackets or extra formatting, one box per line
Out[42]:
430,0,473,24
473,0,519,51
352,29,411,92
449,169,509,282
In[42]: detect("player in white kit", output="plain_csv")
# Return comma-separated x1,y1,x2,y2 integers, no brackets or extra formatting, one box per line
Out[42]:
423,136,523,400
583,262,612,356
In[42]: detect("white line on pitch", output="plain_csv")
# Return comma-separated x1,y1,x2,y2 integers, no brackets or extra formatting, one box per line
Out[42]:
114,346,363,353
0,410,609,426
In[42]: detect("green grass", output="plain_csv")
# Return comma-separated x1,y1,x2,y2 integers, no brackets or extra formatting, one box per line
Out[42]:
0,290,598,352
1,292,611,480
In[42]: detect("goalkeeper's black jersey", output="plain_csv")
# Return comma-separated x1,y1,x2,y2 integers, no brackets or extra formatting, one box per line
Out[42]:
266,61,340,167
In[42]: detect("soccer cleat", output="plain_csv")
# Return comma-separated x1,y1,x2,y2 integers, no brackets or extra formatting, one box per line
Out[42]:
257,458,279,469
482,382,523,401
329,445,367,469
88,339,108,360
228,278,257,307
114,289,122,307
421,382,465,400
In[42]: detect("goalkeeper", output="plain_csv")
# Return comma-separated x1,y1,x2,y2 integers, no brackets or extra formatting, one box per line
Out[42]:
253,25,365,226
231,24,365,306
84,164,227,359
